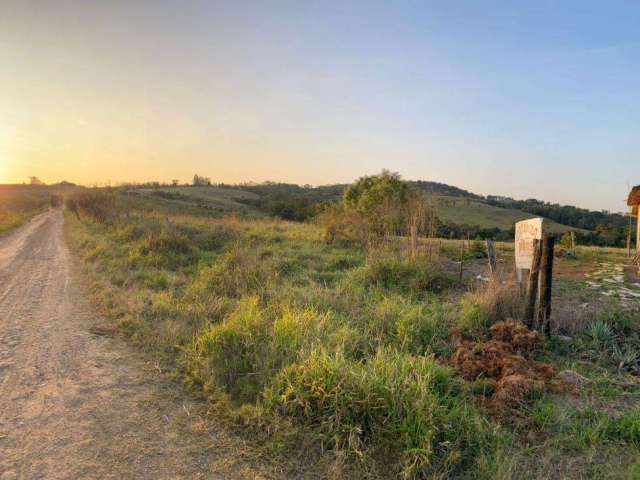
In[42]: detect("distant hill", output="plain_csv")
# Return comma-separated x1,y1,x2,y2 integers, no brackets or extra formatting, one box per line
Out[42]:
129,178,629,246
433,196,582,235
410,180,481,199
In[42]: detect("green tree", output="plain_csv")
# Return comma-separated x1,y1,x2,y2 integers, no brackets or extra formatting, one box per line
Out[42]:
343,170,409,236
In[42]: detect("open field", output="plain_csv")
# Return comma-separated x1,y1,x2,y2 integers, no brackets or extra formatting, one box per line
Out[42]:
434,196,586,234
138,186,264,216
63,188,640,479
134,185,585,236
0,186,53,235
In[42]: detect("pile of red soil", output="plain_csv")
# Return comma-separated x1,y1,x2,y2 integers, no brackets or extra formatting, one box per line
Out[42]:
489,319,542,352
452,319,562,416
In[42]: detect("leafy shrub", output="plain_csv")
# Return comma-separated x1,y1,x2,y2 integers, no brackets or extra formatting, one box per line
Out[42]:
467,239,487,259
266,348,489,478
598,306,640,335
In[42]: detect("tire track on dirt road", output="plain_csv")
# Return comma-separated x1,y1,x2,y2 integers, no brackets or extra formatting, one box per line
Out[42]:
0,209,273,479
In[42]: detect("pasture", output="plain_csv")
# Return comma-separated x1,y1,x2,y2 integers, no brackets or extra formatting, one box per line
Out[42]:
63,186,640,479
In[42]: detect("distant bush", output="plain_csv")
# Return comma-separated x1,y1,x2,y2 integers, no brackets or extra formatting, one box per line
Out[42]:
467,239,487,258
66,189,117,223
318,170,437,249
50,194,63,208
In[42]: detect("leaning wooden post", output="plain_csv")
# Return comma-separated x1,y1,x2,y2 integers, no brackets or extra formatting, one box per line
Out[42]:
486,239,497,277
538,235,555,335
458,241,465,282
524,239,542,328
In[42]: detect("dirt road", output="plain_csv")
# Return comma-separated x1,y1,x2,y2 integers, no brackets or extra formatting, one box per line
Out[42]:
0,210,269,479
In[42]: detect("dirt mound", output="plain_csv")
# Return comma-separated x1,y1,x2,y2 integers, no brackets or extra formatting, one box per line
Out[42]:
452,320,561,416
490,319,541,352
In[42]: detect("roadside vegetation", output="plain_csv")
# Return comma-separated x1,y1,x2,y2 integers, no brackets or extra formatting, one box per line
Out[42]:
0,186,57,235
64,174,640,479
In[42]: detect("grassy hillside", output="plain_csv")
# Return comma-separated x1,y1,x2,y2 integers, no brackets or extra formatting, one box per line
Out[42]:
138,186,264,216
138,185,584,236
434,196,585,234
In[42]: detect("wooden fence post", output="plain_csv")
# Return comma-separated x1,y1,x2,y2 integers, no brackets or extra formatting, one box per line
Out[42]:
538,235,555,335
486,239,497,276
459,241,465,282
524,239,542,328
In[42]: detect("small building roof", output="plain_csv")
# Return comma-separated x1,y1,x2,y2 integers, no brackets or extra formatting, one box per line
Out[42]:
628,185,640,215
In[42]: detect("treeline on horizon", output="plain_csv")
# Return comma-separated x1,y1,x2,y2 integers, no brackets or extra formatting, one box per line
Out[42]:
133,175,633,247
9,174,629,247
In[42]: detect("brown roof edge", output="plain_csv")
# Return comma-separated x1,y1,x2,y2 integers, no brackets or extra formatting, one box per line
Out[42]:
628,186,640,206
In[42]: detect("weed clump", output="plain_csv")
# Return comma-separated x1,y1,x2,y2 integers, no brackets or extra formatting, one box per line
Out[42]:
188,243,277,298
267,348,490,478
186,298,274,403
456,280,523,337
128,225,195,269
185,298,335,404
363,253,453,295
457,297,491,337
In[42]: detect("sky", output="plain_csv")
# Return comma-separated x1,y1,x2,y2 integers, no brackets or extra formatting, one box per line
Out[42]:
1,1,639,212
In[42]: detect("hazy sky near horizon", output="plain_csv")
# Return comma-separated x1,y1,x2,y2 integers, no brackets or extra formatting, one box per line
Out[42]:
2,1,639,212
